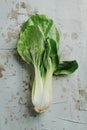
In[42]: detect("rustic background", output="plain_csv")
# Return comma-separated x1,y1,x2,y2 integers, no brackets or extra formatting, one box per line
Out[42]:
0,0,87,130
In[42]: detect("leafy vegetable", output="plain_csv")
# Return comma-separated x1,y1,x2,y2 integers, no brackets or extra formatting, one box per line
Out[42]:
54,60,78,75
17,14,78,113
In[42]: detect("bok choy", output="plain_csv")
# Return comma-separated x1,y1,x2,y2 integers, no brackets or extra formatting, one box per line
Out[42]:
17,14,78,113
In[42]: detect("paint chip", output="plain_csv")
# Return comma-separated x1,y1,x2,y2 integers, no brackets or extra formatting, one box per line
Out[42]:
71,32,78,39
0,65,5,78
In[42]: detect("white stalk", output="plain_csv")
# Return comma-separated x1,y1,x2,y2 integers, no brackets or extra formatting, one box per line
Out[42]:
32,65,52,113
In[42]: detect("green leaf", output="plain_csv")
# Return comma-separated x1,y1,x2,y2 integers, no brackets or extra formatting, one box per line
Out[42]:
46,38,59,72
21,14,60,49
54,60,78,75
17,25,45,65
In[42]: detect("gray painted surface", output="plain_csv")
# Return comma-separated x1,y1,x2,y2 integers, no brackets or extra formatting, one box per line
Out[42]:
0,0,87,130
